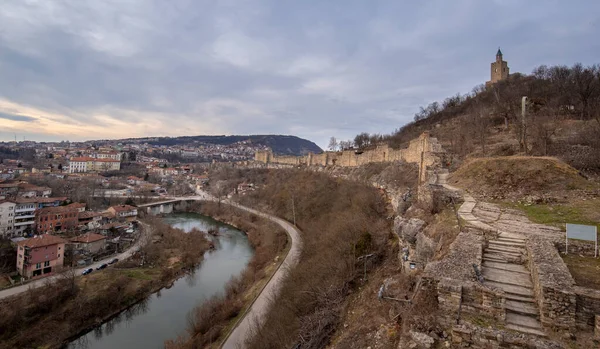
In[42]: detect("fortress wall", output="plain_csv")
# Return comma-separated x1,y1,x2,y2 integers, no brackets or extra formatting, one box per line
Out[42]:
271,155,302,165
254,133,445,181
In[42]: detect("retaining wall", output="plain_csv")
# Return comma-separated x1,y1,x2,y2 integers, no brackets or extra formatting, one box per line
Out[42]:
526,236,577,331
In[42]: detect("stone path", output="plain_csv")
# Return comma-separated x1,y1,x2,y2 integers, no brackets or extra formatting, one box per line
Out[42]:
436,169,546,337
481,233,545,336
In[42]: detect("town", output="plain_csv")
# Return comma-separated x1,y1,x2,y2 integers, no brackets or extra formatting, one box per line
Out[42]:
0,139,230,283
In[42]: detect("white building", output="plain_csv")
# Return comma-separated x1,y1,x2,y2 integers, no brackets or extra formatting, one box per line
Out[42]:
0,201,16,237
69,157,121,173
13,201,36,235
95,151,122,161
68,157,90,173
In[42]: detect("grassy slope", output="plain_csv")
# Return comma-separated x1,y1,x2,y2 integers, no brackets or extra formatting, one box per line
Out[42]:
449,156,594,200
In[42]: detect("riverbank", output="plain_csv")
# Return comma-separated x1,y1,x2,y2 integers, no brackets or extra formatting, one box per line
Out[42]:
0,218,211,349
165,202,289,349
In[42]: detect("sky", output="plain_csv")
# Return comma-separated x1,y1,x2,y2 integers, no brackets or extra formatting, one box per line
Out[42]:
1,0,599,148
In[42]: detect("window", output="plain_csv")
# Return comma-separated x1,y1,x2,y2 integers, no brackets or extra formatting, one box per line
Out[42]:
58,254,60,257
44,261,50,267
58,247,61,250
36,263,41,269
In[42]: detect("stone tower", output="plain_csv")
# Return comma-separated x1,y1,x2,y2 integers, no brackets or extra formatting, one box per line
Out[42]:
487,48,509,85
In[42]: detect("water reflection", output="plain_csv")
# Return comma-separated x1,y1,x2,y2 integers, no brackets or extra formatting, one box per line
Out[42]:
66,212,252,349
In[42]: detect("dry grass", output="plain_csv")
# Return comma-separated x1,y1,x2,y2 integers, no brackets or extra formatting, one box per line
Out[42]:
449,156,595,201
561,254,600,289
231,169,391,349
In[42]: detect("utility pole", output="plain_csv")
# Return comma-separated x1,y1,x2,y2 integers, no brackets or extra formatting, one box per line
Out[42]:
521,96,528,155
291,193,296,226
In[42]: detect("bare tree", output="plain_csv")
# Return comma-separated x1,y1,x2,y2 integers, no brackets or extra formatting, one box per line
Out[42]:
327,137,338,152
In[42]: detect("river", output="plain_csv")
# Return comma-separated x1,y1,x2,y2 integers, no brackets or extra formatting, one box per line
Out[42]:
67,212,253,349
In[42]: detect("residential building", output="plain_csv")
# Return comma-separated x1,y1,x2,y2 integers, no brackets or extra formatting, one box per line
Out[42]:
78,211,103,230
13,201,36,235
69,232,106,253
17,182,52,198
0,200,16,237
35,203,83,233
0,182,19,198
68,157,92,173
68,157,121,173
107,205,138,219
16,234,66,279
95,151,122,161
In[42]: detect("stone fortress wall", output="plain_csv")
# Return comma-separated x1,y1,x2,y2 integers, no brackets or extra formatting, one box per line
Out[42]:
255,132,445,183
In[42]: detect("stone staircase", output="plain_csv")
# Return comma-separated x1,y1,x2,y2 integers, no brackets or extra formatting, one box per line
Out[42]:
481,233,546,337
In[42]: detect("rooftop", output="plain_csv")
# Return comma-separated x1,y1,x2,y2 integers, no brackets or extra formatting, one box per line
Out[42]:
70,232,106,243
17,234,67,248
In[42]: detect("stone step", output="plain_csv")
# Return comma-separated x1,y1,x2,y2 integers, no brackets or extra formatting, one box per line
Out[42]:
505,300,539,317
498,232,526,241
492,239,526,247
483,253,522,263
484,281,534,297
483,254,508,263
486,247,523,256
505,293,536,303
506,313,546,336
505,323,546,337
487,243,524,253
483,261,529,274
494,234,527,244
483,269,533,288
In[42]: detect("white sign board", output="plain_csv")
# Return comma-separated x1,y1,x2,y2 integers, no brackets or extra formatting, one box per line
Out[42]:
566,223,598,257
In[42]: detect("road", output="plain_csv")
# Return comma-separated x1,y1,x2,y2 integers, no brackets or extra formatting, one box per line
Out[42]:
218,198,302,349
1,192,303,349
184,190,303,348
0,222,149,300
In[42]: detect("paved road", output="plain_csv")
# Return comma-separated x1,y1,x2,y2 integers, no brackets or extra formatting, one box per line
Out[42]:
0,223,149,300
186,191,302,349
219,201,302,349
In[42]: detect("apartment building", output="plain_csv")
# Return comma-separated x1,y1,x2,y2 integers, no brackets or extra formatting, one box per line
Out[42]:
35,203,83,233
0,200,16,237
68,157,121,173
16,234,66,279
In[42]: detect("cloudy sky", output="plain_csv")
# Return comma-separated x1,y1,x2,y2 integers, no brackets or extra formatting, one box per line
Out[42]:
1,0,599,147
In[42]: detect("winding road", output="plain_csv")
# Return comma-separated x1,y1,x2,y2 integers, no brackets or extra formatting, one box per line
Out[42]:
1,192,303,348
183,191,303,349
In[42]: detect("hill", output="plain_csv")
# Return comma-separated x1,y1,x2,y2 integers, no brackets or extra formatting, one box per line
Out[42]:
353,62,600,176
128,135,322,156
448,156,595,201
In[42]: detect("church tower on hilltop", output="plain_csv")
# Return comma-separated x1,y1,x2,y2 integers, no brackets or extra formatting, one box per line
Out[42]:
487,48,509,86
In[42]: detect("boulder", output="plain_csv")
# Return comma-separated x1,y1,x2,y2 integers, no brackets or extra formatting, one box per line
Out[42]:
409,330,435,348
395,217,426,245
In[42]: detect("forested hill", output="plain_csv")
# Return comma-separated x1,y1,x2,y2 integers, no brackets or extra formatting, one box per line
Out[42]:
143,135,322,156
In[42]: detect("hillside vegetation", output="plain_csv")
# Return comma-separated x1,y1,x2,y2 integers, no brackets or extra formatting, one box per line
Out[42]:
350,63,600,176
207,168,390,348
449,156,596,201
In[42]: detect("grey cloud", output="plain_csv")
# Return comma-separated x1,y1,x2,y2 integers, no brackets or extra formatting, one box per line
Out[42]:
0,112,36,122
0,0,599,147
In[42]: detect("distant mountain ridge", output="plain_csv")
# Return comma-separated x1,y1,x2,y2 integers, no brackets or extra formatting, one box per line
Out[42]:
134,135,322,156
